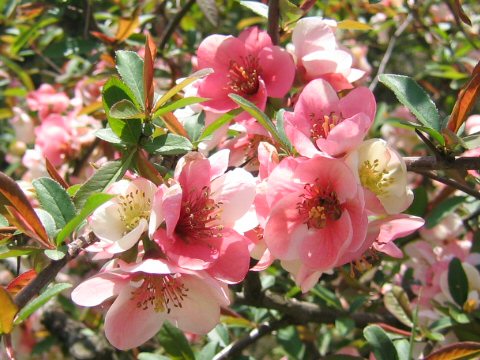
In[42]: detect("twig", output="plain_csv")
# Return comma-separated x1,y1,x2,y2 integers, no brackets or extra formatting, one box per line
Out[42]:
13,232,98,309
213,318,289,360
369,13,413,91
267,0,280,46
159,0,196,51
404,155,480,171
412,169,480,200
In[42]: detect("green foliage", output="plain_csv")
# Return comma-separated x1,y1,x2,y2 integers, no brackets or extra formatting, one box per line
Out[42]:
448,258,469,307
143,134,193,155
363,325,400,360
157,321,195,360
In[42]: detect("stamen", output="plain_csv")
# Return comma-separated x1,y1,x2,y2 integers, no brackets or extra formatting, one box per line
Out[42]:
310,112,343,140
359,159,394,195
227,55,261,95
116,190,152,234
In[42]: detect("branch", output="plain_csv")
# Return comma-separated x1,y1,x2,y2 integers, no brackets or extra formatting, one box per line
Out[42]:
159,0,196,51
13,232,98,309
405,156,480,171
267,0,280,45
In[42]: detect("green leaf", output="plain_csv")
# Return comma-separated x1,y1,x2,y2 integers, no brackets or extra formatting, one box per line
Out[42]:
102,77,142,144
311,285,343,311
388,119,445,146
196,341,218,360
56,193,115,246
198,108,242,142
0,55,34,90
44,248,66,261
363,325,399,360
425,196,465,228
0,214,8,227
379,74,440,132
66,185,81,197
115,50,145,109
14,283,72,325
239,0,268,17
229,94,285,147
35,209,56,239
11,17,58,55
95,128,124,145
153,69,213,112
73,152,134,210
394,339,410,360
184,112,205,143
110,99,144,119
138,354,171,360
384,286,413,328
276,109,293,153
153,97,209,118
0,245,39,260
32,178,76,230
448,258,469,307
461,133,480,150
143,134,193,155
157,321,195,360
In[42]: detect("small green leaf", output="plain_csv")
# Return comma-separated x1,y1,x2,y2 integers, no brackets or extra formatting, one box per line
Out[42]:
35,209,56,239
95,128,124,144
379,74,440,132
448,258,469,307
310,285,343,311
115,50,145,109
11,17,58,55
239,1,268,17
0,246,39,260
196,341,218,360
184,112,205,143
388,120,445,146
14,283,72,325
153,97,209,118
110,99,144,119
32,178,76,230
384,286,413,328
394,339,410,360
157,321,195,360
44,248,66,261
363,325,399,360
66,185,81,197
425,196,465,228
143,134,193,155
198,108,242,142
56,193,115,246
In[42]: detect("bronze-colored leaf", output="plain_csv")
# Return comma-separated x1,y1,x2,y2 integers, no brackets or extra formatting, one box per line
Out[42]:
0,287,18,334
136,151,163,186
425,341,480,360
452,0,472,26
6,270,37,296
144,33,157,114
0,172,53,249
447,60,480,134
90,31,117,45
45,157,69,189
115,8,140,43
161,112,189,138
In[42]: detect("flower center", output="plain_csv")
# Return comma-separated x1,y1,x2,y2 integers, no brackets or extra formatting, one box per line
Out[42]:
117,189,152,234
297,183,343,229
228,55,261,96
359,159,394,196
176,187,223,242
310,113,343,140
131,274,188,313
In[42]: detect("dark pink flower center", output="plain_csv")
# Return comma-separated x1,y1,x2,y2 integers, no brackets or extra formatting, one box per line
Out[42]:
227,55,261,96
131,274,188,313
309,112,343,140
176,187,223,243
297,183,343,229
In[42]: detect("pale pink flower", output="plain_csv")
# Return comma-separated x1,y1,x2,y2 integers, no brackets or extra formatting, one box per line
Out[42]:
465,114,480,135
284,79,376,157
292,17,365,91
262,155,368,272
10,107,35,144
345,139,414,214
195,27,295,113
87,178,157,258
71,259,230,350
420,212,464,243
26,84,70,120
152,150,256,283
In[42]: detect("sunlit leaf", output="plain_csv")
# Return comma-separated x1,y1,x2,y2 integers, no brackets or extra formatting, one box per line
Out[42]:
116,50,145,109
143,134,193,155
197,0,219,26
425,341,480,360
144,33,157,113
197,108,242,142
384,286,413,328
239,1,268,18
115,8,141,42
338,19,372,31
0,287,18,334
45,157,69,189
6,270,36,296
110,99,144,119
160,112,189,138
153,97,209,118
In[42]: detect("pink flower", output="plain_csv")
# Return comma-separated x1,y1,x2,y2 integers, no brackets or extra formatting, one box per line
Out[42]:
292,17,365,91
195,27,295,113
262,155,368,272
71,259,230,350
26,84,70,120
152,150,256,283
34,114,74,167
284,79,376,157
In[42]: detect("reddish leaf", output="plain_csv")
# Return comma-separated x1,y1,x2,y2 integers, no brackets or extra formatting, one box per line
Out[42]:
90,31,117,45
0,172,53,249
452,0,472,26
144,33,157,114
115,8,140,43
45,157,69,189
162,112,189,138
136,151,164,186
425,341,480,360
447,60,480,134
6,270,37,296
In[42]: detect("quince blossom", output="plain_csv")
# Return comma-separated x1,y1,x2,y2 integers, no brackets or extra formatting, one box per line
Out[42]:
26,84,70,120
71,259,230,350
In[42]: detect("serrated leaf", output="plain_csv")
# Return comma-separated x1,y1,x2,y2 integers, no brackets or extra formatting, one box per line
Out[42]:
73,152,134,210
143,134,193,155
116,50,145,109
110,99,144,119
14,283,72,325
425,341,480,360
153,68,213,112
45,157,69,189
425,196,465,228
32,178,76,230
338,19,372,31
239,1,268,17
384,286,413,328
35,209,56,239
0,287,18,334
157,321,195,360
56,193,115,246
363,325,399,360
379,74,440,132
6,270,37,296
448,258,469,307
0,172,52,249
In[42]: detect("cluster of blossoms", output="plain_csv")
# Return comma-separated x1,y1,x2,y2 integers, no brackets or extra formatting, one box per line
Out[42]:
66,17,427,350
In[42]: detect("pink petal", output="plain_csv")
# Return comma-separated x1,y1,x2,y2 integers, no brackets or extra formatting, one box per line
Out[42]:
71,272,129,307
302,49,353,79
238,27,272,54
197,73,236,112
295,79,339,120
208,149,230,180
162,183,183,238
339,86,376,121
118,258,178,275
176,154,211,194
258,46,295,98
197,35,244,71
168,239,219,270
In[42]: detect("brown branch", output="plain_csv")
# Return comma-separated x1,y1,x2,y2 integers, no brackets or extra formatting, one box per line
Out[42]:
267,0,280,46
159,0,196,51
412,169,480,200
405,156,480,172
13,232,98,309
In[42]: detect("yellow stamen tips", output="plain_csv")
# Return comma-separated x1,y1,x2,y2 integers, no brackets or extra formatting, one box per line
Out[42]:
227,55,261,95
310,113,342,140
463,298,478,313
117,190,152,234
359,159,394,196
